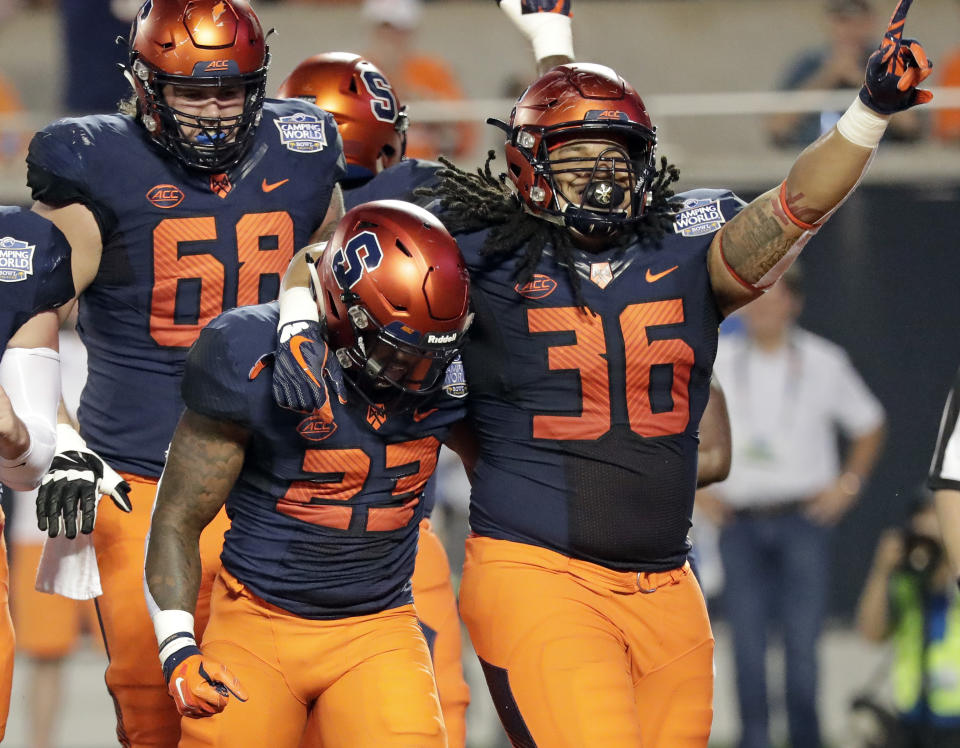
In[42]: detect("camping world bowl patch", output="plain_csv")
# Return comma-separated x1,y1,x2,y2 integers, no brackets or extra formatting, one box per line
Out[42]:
274,113,327,153
0,236,35,282
673,200,726,237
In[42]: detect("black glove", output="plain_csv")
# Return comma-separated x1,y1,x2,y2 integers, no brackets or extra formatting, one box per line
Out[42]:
859,0,933,114
37,425,132,539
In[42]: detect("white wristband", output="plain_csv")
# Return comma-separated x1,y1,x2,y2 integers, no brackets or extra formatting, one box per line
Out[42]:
152,609,197,663
836,98,890,149
278,284,319,330
498,1,575,62
529,13,574,63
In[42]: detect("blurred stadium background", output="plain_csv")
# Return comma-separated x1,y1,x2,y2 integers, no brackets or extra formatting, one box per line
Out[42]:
1,0,959,746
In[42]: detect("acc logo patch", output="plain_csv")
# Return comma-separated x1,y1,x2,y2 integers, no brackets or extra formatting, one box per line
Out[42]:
673,199,726,237
297,413,338,442
442,356,468,399
274,113,327,153
515,274,557,300
146,184,184,209
0,236,34,282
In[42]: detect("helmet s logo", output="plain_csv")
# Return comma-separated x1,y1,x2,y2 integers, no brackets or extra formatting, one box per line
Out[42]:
205,60,230,72
514,274,557,300
146,184,185,209
212,1,227,22
332,231,383,290
360,70,398,123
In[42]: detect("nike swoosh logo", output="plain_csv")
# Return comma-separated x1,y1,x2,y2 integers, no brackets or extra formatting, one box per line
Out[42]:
262,178,289,193
174,677,188,706
412,408,438,423
645,265,679,283
290,335,322,389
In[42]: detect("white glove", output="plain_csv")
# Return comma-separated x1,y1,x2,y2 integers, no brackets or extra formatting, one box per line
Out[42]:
36,423,132,539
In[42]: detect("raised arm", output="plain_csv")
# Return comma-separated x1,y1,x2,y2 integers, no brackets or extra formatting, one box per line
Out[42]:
708,0,933,316
496,0,575,74
144,408,249,718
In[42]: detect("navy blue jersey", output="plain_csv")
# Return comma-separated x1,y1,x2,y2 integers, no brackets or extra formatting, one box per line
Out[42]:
342,157,444,518
344,159,441,211
0,206,73,350
455,189,744,572
182,302,465,619
27,99,346,477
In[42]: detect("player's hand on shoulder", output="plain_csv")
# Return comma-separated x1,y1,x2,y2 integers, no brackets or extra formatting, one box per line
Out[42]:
272,320,341,420
164,645,247,719
860,0,933,114
36,423,132,539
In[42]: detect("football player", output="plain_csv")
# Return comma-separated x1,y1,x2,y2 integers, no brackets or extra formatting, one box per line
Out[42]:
275,0,931,743
414,1,930,743
0,206,74,741
275,51,472,746
145,200,473,747
29,1,345,744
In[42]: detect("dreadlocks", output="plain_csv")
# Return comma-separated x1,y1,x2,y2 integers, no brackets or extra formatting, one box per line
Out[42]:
415,152,680,308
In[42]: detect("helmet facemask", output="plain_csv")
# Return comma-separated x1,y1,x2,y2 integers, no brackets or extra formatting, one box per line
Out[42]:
524,123,656,238
133,57,268,173
334,301,469,410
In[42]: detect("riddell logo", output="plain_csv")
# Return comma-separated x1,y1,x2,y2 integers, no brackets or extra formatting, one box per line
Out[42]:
297,413,337,442
515,274,557,300
205,60,230,72
146,184,184,208
426,332,457,345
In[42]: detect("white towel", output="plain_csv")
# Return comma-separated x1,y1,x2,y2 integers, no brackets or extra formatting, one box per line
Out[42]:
35,531,102,600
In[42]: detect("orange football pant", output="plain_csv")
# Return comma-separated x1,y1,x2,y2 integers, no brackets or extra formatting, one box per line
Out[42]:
93,473,229,747
299,518,469,748
459,536,714,748
411,519,469,748
0,509,13,743
11,542,102,658
180,568,447,748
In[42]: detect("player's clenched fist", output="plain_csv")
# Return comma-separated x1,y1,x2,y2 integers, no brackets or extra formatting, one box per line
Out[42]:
164,646,247,719
860,0,933,113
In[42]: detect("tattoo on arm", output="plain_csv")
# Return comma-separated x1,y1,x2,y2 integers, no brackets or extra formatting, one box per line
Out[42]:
720,189,802,284
145,409,248,613
777,187,823,226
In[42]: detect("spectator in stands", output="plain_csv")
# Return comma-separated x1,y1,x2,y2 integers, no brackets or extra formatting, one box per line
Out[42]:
768,0,922,147
362,0,476,160
697,264,887,748
857,491,960,748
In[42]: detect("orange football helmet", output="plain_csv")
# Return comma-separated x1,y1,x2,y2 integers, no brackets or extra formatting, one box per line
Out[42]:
127,0,269,172
311,200,471,400
277,53,407,185
489,63,657,236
